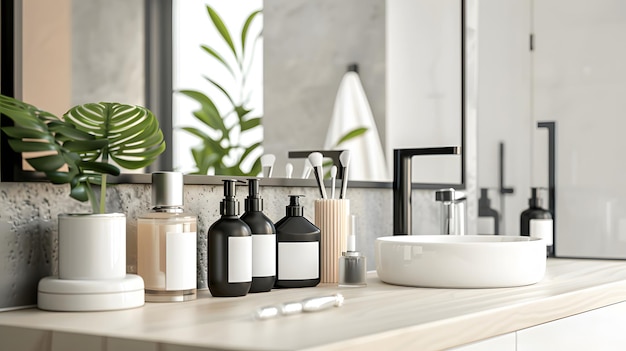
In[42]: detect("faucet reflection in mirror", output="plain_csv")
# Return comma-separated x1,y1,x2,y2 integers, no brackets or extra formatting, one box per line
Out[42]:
393,147,461,235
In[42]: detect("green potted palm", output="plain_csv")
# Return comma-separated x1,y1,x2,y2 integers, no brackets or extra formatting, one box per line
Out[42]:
0,94,165,311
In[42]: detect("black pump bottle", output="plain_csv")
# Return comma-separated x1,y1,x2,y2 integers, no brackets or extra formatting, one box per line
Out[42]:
478,188,500,235
521,187,554,256
208,180,252,297
241,179,276,293
275,195,321,288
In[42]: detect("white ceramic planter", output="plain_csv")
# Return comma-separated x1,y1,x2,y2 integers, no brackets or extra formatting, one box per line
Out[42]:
58,213,126,280
39,213,144,311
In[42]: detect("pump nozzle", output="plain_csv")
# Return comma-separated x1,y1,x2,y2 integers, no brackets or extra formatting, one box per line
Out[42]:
221,179,244,216
479,188,491,207
248,179,260,198
529,187,547,209
223,179,238,198
286,195,305,216
245,179,263,212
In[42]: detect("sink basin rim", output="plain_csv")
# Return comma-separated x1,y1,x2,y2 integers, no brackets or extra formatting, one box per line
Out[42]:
377,234,543,245
375,235,547,289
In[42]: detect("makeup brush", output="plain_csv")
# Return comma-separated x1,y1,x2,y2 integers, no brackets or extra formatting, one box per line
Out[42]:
339,150,351,199
308,152,327,199
261,154,276,178
302,159,312,179
330,165,337,199
285,162,293,179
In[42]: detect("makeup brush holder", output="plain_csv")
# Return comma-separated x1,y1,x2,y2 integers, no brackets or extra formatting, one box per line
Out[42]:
314,199,350,283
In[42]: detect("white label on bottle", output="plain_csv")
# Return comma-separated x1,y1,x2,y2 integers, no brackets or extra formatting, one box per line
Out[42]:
278,242,319,280
477,217,495,235
166,231,197,290
252,234,276,277
530,219,553,246
228,236,252,283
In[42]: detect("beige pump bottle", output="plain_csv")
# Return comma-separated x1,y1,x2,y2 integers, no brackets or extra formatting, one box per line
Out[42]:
137,172,198,302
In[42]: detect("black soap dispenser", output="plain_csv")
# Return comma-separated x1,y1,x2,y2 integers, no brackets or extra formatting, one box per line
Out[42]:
478,188,500,235
521,187,554,256
275,195,321,288
208,179,252,297
240,179,276,293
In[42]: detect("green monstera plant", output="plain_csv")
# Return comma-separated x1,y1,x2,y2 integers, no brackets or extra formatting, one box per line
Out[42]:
179,5,263,176
0,94,166,213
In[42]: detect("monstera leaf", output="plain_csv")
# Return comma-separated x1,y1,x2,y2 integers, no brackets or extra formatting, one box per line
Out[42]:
64,103,165,170
0,95,165,213
0,94,69,176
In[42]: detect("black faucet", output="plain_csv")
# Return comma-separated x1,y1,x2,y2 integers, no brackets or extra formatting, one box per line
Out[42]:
393,147,461,235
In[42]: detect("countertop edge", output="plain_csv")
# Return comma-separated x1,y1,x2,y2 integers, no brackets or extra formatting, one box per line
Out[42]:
3,259,626,350
302,279,626,351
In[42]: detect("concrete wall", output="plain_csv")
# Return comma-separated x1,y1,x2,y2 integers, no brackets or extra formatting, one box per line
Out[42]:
0,182,449,310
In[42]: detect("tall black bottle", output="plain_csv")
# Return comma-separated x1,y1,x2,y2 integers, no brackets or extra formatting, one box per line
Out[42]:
208,180,252,297
521,187,554,256
240,179,276,293
275,195,321,288
478,188,500,235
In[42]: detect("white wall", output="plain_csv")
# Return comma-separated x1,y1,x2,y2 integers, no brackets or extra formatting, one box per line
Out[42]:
71,0,144,107
477,0,532,235
387,0,463,184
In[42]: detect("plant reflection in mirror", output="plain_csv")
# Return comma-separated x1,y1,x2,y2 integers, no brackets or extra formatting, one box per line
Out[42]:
179,5,263,176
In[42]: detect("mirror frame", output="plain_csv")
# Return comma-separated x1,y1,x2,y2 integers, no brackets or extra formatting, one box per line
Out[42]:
0,0,465,190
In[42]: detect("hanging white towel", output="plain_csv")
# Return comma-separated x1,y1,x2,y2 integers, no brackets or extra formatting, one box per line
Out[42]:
324,71,389,181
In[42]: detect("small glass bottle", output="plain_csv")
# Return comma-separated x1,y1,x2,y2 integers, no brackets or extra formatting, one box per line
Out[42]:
137,172,198,302
339,215,367,287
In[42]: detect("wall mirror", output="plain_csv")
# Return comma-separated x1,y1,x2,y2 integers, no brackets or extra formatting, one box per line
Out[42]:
1,0,466,188
477,0,626,260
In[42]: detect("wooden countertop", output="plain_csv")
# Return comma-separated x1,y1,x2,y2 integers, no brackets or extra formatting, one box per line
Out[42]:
2,258,626,350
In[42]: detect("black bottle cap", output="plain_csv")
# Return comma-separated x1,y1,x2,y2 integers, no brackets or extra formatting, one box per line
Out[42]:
220,179,241,216
529,187,545,209
479,188,491,208
245,178,263,212
286,195,304,217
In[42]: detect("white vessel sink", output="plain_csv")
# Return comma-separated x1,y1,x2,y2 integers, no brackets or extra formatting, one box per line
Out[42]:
376,235,546,288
